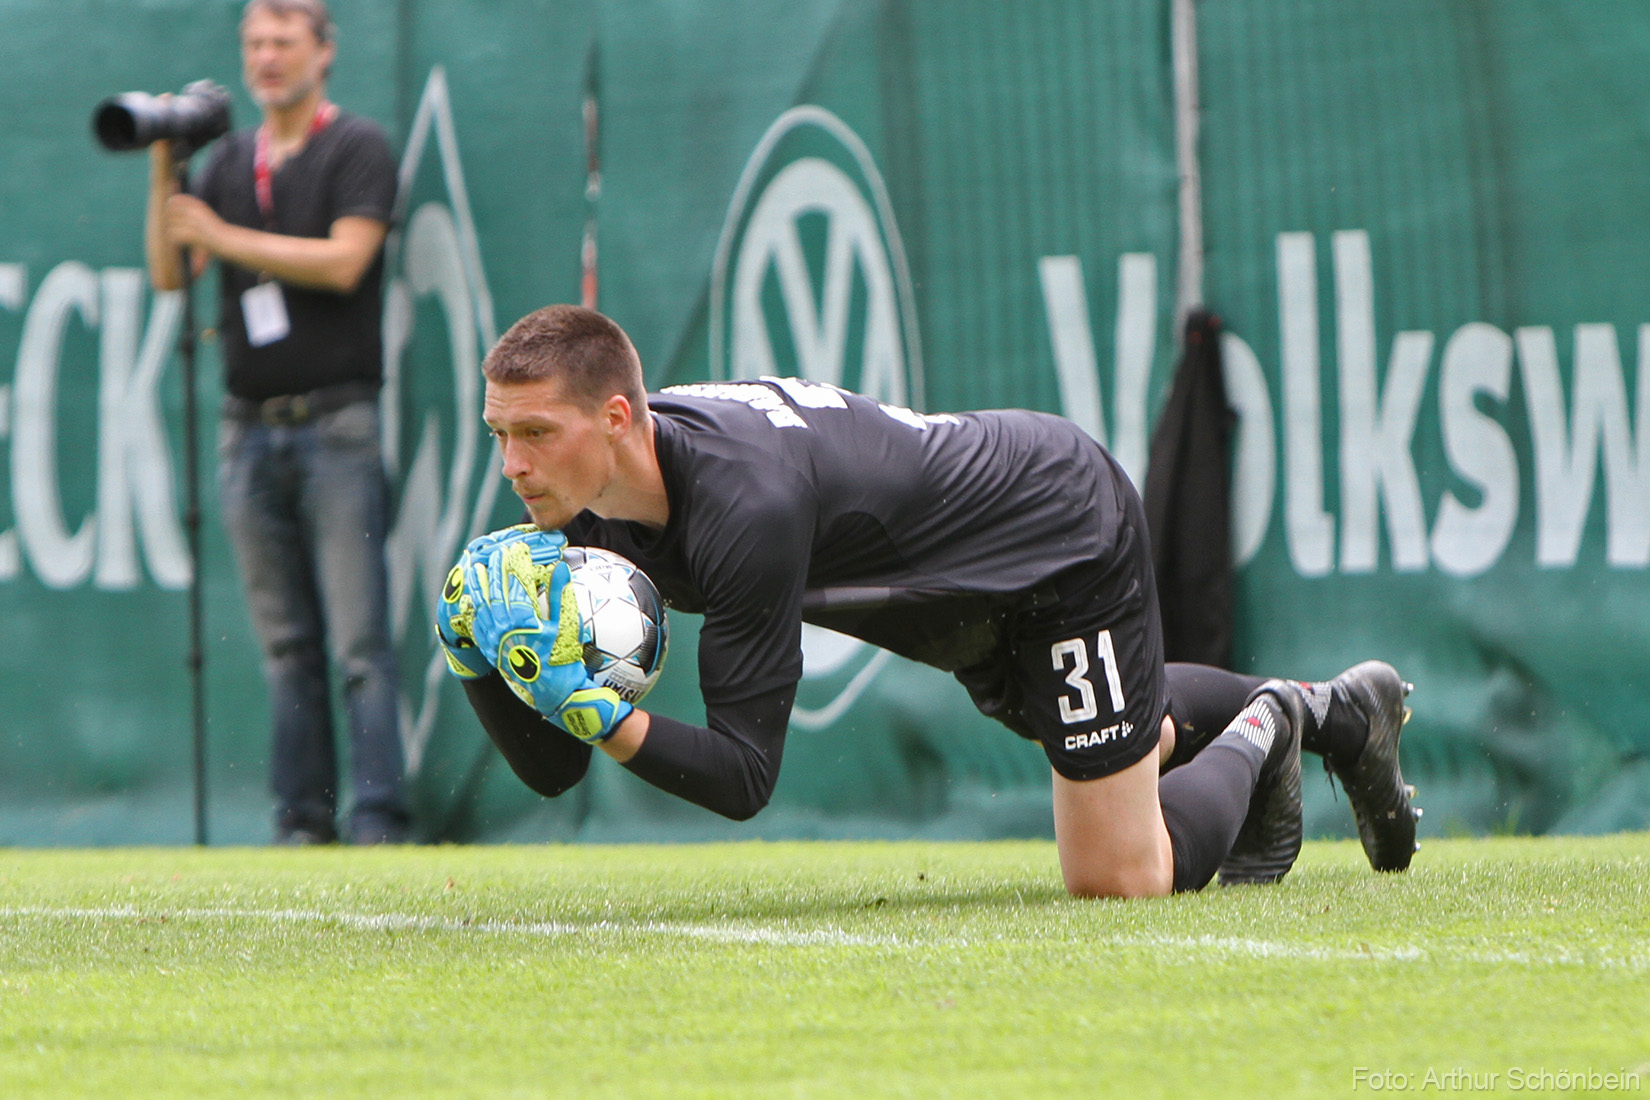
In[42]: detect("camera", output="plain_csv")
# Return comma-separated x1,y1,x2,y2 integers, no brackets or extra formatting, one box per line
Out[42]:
93,80,232,156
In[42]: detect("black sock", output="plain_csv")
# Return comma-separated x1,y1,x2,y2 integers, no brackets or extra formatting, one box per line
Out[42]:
1165,664,1345,764
1159,728,1267,892
1163,664,1266,769
1316,690,1372,769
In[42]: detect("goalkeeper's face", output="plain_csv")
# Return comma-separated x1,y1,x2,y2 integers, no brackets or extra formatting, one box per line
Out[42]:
484,376,623,531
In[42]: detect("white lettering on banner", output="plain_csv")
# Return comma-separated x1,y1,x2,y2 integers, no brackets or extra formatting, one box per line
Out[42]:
1519,323,1650,568
1039,256,1103,443
1037,252,1156,489
1276,231,1335,578
1431,323,1520,577
96,269,189,590
1221,331,1276,567
3,262,190,592
1113,253,1157,489
1036,227,1650,579
1334,231,1430,574
13,261,99,589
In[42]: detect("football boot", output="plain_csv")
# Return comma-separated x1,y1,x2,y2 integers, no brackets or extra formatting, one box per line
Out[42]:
1319,661,1420,872
1218,680,1306,886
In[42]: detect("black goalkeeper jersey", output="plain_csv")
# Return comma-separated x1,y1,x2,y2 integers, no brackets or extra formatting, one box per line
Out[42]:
563,378,1126,707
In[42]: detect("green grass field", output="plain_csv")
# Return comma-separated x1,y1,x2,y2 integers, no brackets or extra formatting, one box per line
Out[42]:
2,835,1647,1099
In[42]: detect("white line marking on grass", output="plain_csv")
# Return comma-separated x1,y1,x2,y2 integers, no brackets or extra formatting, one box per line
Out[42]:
1118,933,1650,971
3,908,1643,970
1127,933,1424,963
0,906,898,949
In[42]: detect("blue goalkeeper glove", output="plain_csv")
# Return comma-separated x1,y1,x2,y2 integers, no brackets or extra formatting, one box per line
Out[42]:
465,528,634,744
464,522,542,559
435,556,490,679
433,524,548,680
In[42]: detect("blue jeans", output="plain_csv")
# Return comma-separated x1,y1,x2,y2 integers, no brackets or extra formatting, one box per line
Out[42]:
218,399,407,842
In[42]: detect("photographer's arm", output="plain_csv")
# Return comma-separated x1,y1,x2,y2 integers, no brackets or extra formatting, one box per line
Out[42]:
164,201,387,295
144,138,386,296
145,141,202,292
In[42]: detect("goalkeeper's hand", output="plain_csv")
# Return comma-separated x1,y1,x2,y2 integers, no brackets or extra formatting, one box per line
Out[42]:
464,522,543,559
465,528,634,745
433,524,545,680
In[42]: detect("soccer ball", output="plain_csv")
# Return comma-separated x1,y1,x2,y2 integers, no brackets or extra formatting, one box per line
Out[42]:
561,546,669,703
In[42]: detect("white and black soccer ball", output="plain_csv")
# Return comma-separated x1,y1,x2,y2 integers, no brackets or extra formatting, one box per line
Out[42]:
561,546,669,703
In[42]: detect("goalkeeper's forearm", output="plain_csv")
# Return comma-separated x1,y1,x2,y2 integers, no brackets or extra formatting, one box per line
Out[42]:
613,685,795,821
462,673,593,797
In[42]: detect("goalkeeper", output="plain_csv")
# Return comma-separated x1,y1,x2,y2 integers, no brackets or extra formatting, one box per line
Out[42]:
443,304,1419,897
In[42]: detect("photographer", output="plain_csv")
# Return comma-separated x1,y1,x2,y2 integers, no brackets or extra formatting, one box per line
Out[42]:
145,0,407,845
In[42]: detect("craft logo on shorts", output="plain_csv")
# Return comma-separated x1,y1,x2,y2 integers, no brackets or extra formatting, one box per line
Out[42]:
709,105,925,730
381,67,504,774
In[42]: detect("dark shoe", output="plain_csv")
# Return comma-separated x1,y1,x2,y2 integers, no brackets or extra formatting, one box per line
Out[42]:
349,806,410,846
1322,661,1420,872
1218,680,1305,886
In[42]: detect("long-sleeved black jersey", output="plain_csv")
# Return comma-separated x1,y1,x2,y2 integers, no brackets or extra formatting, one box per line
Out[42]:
469,378,1141,817
570,378,1123,697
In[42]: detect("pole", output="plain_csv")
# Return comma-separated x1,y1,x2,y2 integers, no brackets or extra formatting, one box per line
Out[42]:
1171,0,1205,339
580,38,601,310
173,155,209,847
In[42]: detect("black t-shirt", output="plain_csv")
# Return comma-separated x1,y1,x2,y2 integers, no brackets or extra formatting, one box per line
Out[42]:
191,111,397,400
564,378,1122,708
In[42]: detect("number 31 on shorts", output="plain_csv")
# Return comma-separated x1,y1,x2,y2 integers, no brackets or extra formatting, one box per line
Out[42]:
1050,631,1125,724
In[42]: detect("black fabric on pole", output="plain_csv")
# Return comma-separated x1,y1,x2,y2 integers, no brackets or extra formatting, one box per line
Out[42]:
1142,308,1235,668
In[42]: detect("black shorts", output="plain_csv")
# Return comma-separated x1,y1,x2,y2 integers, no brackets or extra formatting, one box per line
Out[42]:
953,465,1168,782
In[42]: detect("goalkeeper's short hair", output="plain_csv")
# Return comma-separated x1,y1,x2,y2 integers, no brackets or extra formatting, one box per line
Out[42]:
482,304,647,413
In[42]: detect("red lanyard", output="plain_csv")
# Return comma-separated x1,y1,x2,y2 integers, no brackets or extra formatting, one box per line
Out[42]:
253,101,337,227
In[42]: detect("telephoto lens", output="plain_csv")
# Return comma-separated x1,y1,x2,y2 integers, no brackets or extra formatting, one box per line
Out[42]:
93,80,231,154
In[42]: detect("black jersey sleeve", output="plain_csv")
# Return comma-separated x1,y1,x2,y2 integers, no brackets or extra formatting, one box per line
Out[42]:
686,479,815,705
621,684,795,820
462,673,593,797
464,667,793,821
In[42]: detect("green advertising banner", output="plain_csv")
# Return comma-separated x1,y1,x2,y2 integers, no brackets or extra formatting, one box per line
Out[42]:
1,0,1646,846
1198,0,1650,837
